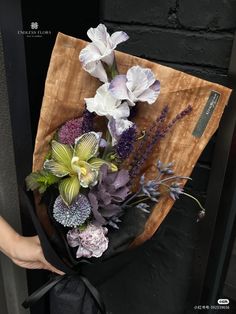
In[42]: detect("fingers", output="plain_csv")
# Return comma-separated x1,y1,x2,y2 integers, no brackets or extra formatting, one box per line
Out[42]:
46,264,64,275
35,237,64,275
40,256,64,275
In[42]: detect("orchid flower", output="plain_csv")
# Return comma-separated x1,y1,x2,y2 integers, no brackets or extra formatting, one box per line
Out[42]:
79,24,129,82
85,83,130,120
109,65,160,106
44,132,117,205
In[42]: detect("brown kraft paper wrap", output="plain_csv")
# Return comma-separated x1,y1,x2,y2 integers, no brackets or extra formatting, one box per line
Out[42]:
32,32,232,247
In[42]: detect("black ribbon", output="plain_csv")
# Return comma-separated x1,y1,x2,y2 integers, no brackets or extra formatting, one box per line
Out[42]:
22,273,106,314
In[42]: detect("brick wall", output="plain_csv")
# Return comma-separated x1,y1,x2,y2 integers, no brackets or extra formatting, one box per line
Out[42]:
100,0,236,198
99,2,236,311
100,0,235,84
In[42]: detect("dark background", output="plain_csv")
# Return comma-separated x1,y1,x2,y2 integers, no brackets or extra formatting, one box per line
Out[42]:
4,0,236,313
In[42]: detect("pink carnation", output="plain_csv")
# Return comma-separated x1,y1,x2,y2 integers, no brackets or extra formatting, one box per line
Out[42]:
58,117,83,145
67,223,109,259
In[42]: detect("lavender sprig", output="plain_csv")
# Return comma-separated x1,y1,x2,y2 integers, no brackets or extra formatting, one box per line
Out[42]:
129,105,192,179
123,160,205,221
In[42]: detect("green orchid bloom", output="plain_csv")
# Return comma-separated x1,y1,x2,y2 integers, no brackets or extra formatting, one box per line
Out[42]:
44,132,117,206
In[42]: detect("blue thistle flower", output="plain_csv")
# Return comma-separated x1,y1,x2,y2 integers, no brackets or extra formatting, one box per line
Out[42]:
53,194,91,227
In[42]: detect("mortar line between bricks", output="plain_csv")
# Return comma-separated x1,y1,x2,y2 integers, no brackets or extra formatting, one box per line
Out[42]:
103,20,234,38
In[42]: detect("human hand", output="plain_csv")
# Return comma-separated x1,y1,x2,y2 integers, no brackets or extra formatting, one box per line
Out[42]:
9,235,64,275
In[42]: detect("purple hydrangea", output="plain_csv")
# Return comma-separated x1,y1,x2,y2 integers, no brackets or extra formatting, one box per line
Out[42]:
88,165,130,225
53,194,91,227
116,125,136,160
67,224,109,258
58,117,83,145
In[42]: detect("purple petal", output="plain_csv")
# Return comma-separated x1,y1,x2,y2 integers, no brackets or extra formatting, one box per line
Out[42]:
76,245,92,259
110,186,130,202
150,80,160,92
112,169,130,189
88,192,106,224
67,229,81,247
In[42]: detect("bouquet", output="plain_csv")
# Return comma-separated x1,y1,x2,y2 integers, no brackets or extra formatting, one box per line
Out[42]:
23,24,231,314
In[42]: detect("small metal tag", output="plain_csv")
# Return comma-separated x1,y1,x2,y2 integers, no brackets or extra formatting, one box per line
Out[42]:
192,90,221,138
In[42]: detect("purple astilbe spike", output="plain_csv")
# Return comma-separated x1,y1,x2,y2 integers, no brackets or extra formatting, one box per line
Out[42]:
81,109,94,133
116,124,137,160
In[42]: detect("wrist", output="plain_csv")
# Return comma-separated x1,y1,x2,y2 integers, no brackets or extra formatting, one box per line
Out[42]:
5,232,22,260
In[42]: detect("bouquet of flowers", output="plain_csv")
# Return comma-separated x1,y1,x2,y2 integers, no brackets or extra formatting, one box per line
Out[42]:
23,24,231,314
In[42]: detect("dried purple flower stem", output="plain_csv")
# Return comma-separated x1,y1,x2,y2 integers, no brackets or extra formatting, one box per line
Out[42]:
129,105,192,179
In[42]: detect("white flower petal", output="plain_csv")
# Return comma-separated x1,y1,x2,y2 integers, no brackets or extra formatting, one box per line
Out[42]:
100,51,114,66
87,24,109,44
79,42,102,65
109,75,129,100
138,87,160,104
85,83,130,119
112,101,130,120
80,24,129,80
110,31,129,48
126,66,156,98
83,60,108,83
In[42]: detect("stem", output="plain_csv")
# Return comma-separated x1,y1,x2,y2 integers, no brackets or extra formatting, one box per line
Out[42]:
155,172,163,182
122,188,142,208
127,197,151,207
181,192,205,211
159,175,191,183
102,131,112,159
159,183,205,211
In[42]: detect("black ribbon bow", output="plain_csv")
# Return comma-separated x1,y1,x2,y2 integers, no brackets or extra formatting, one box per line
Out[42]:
22,273,106,314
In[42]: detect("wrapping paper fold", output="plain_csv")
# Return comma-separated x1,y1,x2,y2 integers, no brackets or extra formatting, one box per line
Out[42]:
33,32,232,247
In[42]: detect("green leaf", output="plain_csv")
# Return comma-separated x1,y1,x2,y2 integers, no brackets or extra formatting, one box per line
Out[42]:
59,176,80,206
25,170,60,193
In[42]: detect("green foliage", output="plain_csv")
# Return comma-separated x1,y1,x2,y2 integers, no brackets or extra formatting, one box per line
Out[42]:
25,170,60,193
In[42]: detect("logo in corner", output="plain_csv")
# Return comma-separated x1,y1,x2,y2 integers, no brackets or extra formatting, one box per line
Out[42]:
217,298,229,305
30,22,39,30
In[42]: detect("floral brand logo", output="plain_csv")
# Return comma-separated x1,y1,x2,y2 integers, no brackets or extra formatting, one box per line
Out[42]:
30,22,39,30
17,21,51,38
